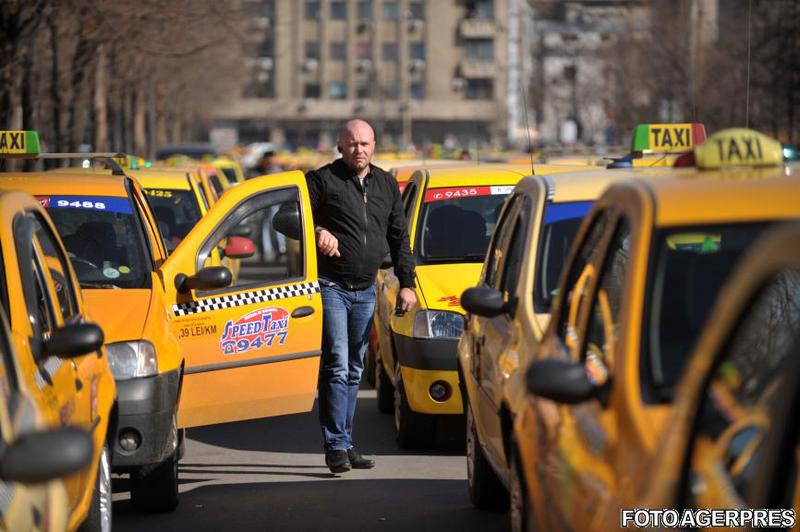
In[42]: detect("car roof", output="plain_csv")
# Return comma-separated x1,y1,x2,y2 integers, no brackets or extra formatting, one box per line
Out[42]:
127,169,193,190
612,163,800,226
514,168,652,203
421,164,537,187
0,171,129,197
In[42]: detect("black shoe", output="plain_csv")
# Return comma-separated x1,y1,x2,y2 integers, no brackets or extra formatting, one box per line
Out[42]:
347,447,375,469
325,450,351,474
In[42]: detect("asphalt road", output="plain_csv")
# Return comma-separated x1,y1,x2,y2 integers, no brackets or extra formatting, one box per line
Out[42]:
112,388,507,531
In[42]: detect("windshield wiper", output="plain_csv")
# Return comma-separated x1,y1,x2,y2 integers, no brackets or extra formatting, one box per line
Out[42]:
80,281,121,289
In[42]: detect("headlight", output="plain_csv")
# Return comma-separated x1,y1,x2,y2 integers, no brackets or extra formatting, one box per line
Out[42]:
107,341,158,380
413,310,465,339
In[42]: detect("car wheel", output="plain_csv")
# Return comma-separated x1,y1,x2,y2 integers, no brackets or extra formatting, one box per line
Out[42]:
510,447,534,532
131,451,179,512
375,358,394,414
394,371,435,449
78,444,111,532
466,403,508,510
364,333,377,388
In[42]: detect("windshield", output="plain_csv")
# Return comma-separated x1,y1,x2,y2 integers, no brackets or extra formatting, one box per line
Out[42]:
221,167,238,184
145,188,202,248
645,222,770,402
39,195,151,289
417,185,513,263
534,201,594,312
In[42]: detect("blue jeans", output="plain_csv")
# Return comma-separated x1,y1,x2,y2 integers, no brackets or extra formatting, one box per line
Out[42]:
318,277,376,451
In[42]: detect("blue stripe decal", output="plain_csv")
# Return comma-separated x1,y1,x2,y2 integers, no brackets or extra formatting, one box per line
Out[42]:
41,196,132,214
543,201,594,225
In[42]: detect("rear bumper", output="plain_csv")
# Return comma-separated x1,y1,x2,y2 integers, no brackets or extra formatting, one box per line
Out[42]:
111,368,181,471
394,334,463,414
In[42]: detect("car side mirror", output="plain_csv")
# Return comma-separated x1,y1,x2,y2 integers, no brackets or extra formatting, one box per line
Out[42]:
380,253,393,269
461,286,506,317
224,236,255,259
272,205,301,240
526,358,597,404
0,427,93,483
43,322,104,360
227,224,252,238
175,266,232,294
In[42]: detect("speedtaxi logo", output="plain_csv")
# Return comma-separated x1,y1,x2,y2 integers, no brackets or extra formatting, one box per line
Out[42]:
220,307,289,355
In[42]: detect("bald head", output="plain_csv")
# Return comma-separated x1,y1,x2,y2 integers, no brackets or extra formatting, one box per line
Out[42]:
338,119,376,177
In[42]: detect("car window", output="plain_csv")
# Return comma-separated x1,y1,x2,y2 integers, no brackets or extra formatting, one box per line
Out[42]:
556,212,609,351
417,184,514,264
32,214,78,322
199,188,304,290
484,195,519,288
30,252,57,336
582,219,631,385
498,196,532,305
209,174,224,196
644,222,770,402
534,200,594,312
145,188,203,251
42,195,152,289
687,268,800,507
14,214,57,338
402,181,419,234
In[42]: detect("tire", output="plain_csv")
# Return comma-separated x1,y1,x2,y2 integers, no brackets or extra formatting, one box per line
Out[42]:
364,335,377,388
130,451,179,512
394,371,436,449
510,447,534,532
375,357,394,414
78,444,112,532
466,403,509,510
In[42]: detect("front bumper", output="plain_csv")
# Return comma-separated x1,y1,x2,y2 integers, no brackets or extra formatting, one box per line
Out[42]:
393,333,463,415
111,368,181,471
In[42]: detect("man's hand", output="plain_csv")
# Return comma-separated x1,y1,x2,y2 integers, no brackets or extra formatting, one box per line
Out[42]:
397,287,417,314
316,228,341,257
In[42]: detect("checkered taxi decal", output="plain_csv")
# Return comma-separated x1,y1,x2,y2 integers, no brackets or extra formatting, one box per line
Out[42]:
172,281,320,317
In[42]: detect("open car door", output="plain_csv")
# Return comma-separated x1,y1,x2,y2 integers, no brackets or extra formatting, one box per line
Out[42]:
160,171,322,428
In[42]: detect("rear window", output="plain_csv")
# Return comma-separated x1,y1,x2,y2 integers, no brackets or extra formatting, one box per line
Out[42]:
534,200,594,312
643,222,771,402
38,195,151,289
416,185,513,263
145,188,202,249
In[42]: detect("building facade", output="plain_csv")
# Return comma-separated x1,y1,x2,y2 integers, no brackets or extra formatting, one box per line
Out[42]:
219,0,509,149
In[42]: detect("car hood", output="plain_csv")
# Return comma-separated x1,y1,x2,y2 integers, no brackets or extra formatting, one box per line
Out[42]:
82,289,152,343
415,263,484,314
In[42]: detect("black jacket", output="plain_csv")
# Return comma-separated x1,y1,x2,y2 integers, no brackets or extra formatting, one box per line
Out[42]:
306,159,415,290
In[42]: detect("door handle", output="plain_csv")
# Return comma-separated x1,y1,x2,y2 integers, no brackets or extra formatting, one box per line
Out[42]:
291,306,315,318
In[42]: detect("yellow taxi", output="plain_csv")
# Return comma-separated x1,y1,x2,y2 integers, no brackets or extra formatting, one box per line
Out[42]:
211,157,246,185
591,222,800,530
0,301,95,532
2,135,326,512
513,129,800,531
457,169,641,510
0,147,115,530
615,122,707,168
373,164,590,447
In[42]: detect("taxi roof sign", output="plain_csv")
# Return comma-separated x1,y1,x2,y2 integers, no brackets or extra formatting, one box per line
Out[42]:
0,131,40,158
694,128,784,169
631,123,706,154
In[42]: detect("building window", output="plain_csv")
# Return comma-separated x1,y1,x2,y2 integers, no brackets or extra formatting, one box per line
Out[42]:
304,83,321,98
382,42,398,61
410,42,425,60
305,41,320,59
305,1,321,20
410,82,425,100
384,83,400,100
355,41,372,60
357,0,373,19
466,0,494,19
465,39,494,60
465,79,493,99
329,82,347,99
409,1,425,20
383,1,400,20
330,41,346,60
331,1,347,20
356,83,371,99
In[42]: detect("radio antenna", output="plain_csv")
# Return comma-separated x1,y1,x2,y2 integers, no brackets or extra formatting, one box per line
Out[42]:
520,81,535,175
745,0,752,128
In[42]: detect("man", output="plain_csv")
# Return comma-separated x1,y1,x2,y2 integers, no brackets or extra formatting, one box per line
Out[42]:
307,119,417,473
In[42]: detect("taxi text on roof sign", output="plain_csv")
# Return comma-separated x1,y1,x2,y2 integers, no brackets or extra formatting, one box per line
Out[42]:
0,131,40,157
631,123,707,153
694,128,784,169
